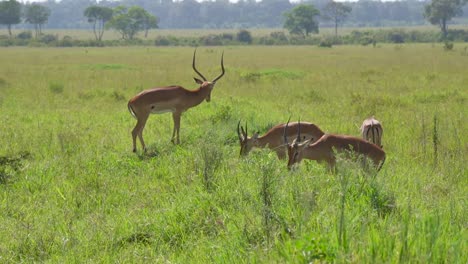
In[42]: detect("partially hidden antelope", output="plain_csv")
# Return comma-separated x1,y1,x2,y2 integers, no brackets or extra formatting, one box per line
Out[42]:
128,49,225,152
360,116,383,148
237,120,324,159
285,121,386,171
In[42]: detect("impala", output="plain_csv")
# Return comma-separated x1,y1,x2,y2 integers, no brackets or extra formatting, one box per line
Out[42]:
128,49,225,152
285,121,386,171
237,120,324,159
360,116,383,148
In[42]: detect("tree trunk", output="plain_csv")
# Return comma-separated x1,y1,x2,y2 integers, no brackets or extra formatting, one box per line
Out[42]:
7,24,12,38
93,21,98,41
335,18,338,38
34,24,39,39
441,18,447,39
98,20,104,41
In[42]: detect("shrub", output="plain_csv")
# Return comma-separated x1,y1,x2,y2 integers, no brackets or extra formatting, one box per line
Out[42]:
49,82,64,94
388,31,405,43
237,29,252,44
318,38,333,48
154,36,171,46
270,31,288,43
40,34,58,44
199,34,222,46
443,41,454,51
57,36,74,47
17,31,32,40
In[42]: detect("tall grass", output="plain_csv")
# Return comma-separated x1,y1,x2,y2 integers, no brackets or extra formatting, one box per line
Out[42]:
0,44,466,262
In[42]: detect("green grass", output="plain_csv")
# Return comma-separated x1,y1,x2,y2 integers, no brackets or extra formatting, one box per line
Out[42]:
0,44,466,263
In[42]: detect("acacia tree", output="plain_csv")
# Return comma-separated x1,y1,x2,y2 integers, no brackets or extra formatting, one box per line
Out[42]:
424,0,466,38
0,0,21,37
24,4,51,38
84,6,113,41
107,6,158,40
283,4,320,37
323,1,352,38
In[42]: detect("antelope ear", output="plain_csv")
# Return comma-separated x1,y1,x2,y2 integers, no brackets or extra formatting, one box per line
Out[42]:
194,78,204,84
253,132,259,140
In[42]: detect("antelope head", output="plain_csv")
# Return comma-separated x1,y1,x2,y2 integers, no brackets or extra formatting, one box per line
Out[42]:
284,119,312,169
237,121,259,156
192,49,225,102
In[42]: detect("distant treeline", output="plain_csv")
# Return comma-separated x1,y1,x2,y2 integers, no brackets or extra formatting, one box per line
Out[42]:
15,0,468,30
2,28,468,47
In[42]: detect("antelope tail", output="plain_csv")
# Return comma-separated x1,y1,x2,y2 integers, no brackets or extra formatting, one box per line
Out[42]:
128,103,137,119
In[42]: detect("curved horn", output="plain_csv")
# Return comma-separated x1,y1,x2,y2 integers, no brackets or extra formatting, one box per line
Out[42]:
212,51,225,83
297,118,301,142
237,120,243,141
192,48,207,81
283,117,291,144
244,122,248,139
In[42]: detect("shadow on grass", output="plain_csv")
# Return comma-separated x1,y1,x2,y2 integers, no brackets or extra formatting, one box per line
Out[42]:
0,151,31,184
115,232,153,248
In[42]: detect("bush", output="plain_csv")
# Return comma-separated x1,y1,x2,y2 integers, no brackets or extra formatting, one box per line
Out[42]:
154,36,172,46
57,36,74,47
40,34,58,44
388,31,405,43
237,29,252,44
318,38,333,48
199,34,222,46
443,41,454,51
17,31,32,40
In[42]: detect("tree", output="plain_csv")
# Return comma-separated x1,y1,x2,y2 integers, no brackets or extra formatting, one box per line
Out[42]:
141,11,158,38
424,0,466,38
107,6,158,40
283,4,320,37
0,0,21,37
24,4,51,38
84,6,113,41
323,1,352,38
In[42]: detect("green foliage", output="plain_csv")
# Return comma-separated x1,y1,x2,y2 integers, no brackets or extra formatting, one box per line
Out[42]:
236,29,252,44
0,0,21,37
84,5,113,41
322,1,352,37
107,5,158,40
283,4,320,36
17,31,32,40
443,41,454,50
24,4,51,38
424,0,466,38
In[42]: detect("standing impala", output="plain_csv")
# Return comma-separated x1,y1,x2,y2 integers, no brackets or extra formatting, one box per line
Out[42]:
128,49,225,152
237,120,324,159
285,121,386,171
360,116,383,148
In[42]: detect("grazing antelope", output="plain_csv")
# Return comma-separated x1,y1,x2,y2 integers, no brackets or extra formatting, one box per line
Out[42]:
237,120,324,159
128,49,225,152
360,116,383,148
285,121,386,171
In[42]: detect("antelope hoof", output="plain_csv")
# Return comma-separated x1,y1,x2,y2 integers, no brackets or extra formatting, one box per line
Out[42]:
133,148,137,153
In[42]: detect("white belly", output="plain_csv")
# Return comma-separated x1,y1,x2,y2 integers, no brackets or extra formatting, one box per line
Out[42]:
151,108,175,114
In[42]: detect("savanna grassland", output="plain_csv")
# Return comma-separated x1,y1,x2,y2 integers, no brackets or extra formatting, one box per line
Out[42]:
0,44,466,263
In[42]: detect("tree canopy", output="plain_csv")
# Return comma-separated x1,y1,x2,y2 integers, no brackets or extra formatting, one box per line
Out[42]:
283,4,320,36
424,0,466,38
106,6,158,40
323,1,352,37
0,0,21,37
24,4,51,38
84,6,113,41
